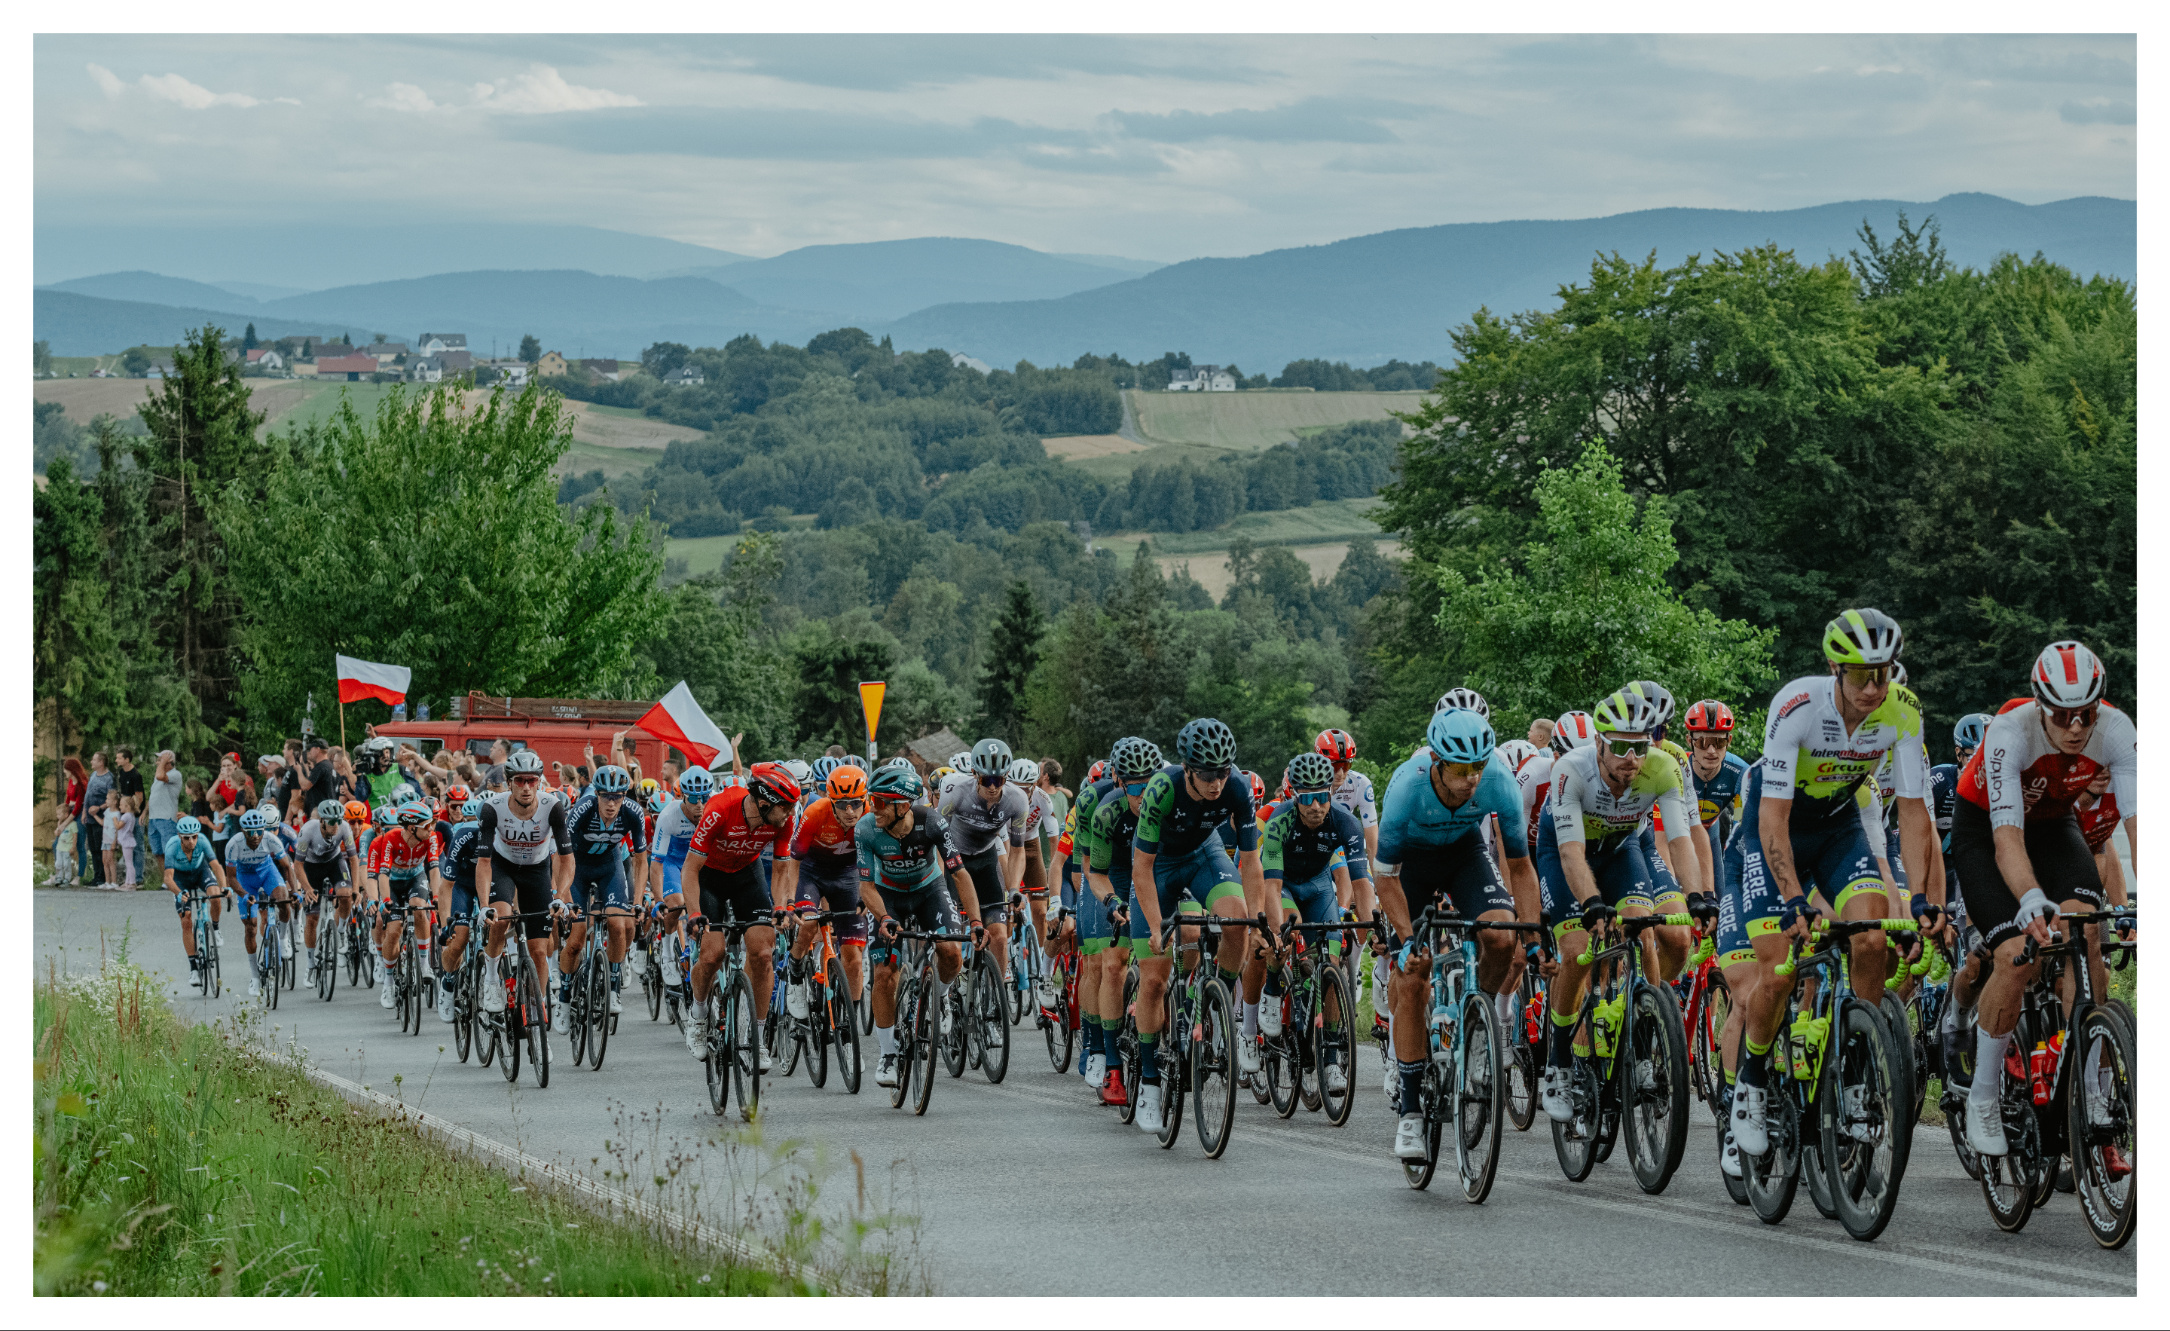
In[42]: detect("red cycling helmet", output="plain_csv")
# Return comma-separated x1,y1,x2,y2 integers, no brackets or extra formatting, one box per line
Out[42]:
1314,728,1357,764
745,761,802,808
1087,759,1107,785
1683,700,1735,734
1243,770,1265,803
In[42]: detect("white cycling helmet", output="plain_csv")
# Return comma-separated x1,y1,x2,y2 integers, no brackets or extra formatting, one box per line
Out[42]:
781,758,813,785
1495,738,1539,772
1434,687,1492,720
949,750,972,772
1551,711,1597,754
1007,758,1040,785
2031,640,2106,709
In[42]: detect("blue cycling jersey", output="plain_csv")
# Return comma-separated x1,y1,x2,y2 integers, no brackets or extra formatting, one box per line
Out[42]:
1376,749,1528,868
165,835,215,876
437,820,483,886
651,799,702,868
1689,751,1751,829
565,793,648,864
1929,763,1961,850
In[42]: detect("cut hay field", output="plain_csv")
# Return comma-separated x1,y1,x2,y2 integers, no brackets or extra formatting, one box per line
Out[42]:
1127,389,1422,452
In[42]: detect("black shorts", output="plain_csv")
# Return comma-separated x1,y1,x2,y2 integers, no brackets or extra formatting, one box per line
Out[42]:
957,847,1014,926
1949,799,2103,950
1398,833,1515,926
699,862,774,929
302,857,349,896
868,883,967,968
488,854,557,940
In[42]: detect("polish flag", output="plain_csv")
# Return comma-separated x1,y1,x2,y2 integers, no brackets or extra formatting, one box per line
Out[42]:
336,655,412,707
637,681,733,770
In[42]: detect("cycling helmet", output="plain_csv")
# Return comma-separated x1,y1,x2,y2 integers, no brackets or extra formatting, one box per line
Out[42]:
810,756,842,785
1287,751,1336,790
504,749,546,777
931,766,954,780
1314,728,1357,764
397,800,433,827
461,797,483,818
1175,717,1238,771
1495,738,1539,772
343,800,369,824
592,764,632,795
375,806,399,828
869,765,924,802
746,761,801,807
949,750,972,773
881,756,915,772
1684,699,1734,734
969,738,1014,778
638,776,659,795
1953,713,1992,750
1626,680,1676,730
1591,687,1663,736
1889,662,1908,686
1112,737,1163,780
781,759,813,786
1551,710,1597,754
316,798,345,821
1822,608,1903,667
827,765,868,801
445,783,470,807
678,767,716,799
1426,708,1496,766
1242,770,1266,803
258,801,282,821
2031,640,2106,709
1008,758,1040,786
1086,759,1107,785
175,815,203,837
644,790,668,815
240,809,273,833
1433,687,1492,720
1278,770,1294,802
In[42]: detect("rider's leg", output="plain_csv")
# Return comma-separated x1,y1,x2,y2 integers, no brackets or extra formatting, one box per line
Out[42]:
746,923,777,1020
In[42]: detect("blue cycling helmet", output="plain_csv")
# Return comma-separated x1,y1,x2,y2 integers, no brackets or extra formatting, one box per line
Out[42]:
1954,713,1992,750
810,755,842,785
375,805,399,828
175,815,203,837
645,790,668,815
240,809,273,833
461,797,483,818
678,767,715,798
592,764,632,795
397,800,432,827
1426,707,1497,766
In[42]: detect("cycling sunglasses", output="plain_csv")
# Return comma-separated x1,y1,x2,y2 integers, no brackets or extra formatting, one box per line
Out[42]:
2047,704,2099,731
1433,759,1485,779
832,797,867,812
1839,664,1893,688
510,774,541,787
1184,765,1229,782
1123,781,1150,797
869,793,909,809
977,773,1006,787
1690,734,1731,752
1604,738,1652,757
1293,790,1333,807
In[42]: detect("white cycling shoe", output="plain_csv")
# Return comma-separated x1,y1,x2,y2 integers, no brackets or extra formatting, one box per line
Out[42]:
1258,999,1284,1038
874,1053,901,1088
1235,1033,1262,1075
1394,1113,1429,1161
436,986,455,1023
1540,1066,1574,1123
380,982,398,1010
607,988,623,1015
658,955,681,987
1085,1053,1109,1089
551,997,569,1029
480,963,506,1013
685,1009,710,1061
1324,1061,1349,1095
1134,1081,1166,1133
1730,1083,1771,1157
1966,1087,2010,1156
787,978,811,1020
1720,1130,1744,1179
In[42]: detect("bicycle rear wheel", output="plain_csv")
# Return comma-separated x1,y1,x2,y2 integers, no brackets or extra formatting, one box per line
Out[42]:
282,917,298,990
2069,1005,2136,1249
1980,1082,2042,1233
1624,981,1690,1195
587,955,611,1070
707,990,731,1115
261,939,281,1011
888,979,916,1110
1317,964,1356,1127
727,970,760,1121
805,980,831,1089
1156,982,1186,1150
974,950,1011,1084
345,918,363,987
1455,992,1505,1204
1746,1085,1801,1225
454,962,475,1063
910,955,938,1116
1007,935,1029,1026
941,978,969,1079
646,954,664,1021
1115,966,1140,1125
1552,1057,1601,1183
1693,971,1731,1113
1193,978,1238,1159
829,957,861,1094
501,978,523,1084
1506,969,1540,1131
1044,954,1075,1073
1403,1063,1444,1190
1825,998,1905,1241
1265,1031,1300,1119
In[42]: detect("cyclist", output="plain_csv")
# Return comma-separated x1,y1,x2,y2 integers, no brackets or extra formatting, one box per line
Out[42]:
1535,686,1700,1121
935,738,1032,997
1080,737,1161,1102
555,764,648,1025
858,765,974,1089
784,763,871,1022
1258,751,1371,1096
1682,700,1748,874
1725,609,1935,1161
1012,757,1064,1007
434,796,485,1022
648,766,714,998
373,800,443,1012
678,762,802,1068
1128,717,1272,1135
473,750,576,1020
1950,640,2137,1155
224,807,302,1001
163,815,228,971
1375,707,1538,1161
295,798,363,988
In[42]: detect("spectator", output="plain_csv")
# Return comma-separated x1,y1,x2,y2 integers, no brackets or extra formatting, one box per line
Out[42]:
215,752,253,811
101,793,138,889
145,749,186,882
824,743,846,759
46,755,88,886
258,752,288,814
208,786,235,863
81,752,113,886
1527,717,1556,750
329,746,365,806
111,748,146,882
186,776,212,821
660,758,680,793
480,738,510,789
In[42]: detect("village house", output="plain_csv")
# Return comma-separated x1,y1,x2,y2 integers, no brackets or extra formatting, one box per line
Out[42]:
665,364,704,387
407,355,444,383
580,358,622,381
482,358,530,386
416,332,468,357
244,348,285,370
536,350,569,377
316,353,379,382
365,341,409,364
1167,365,1237,392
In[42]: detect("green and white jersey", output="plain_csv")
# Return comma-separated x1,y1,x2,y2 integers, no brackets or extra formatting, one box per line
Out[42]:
1546,742,1692,856
1760,675,1927,832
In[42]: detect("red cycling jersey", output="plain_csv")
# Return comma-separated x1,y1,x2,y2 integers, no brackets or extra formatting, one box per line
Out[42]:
2077,789,2123,852
689,792,798,873
1958,697,2139,828
371,826,437,877
790,797,857,867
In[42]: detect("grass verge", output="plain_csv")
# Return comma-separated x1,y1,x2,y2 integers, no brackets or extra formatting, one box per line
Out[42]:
32,956,906,1296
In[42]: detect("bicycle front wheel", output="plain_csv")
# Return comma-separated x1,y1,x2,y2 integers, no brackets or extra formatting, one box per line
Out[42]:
1746,1085,1801,1225
454,962,475,1063
1624,981,1690,1196
727,970,760,1122
910,956,938,1116
316,926,337,1002
829,956,861,1094
1824,999,1905,1242
587,956,611,1070
1317,963,1356,1128
1403,1063,1443,1190
1455,991,1505,1204
707,989,731,1115
973,950,1011,1084
1552,1057,1600,1183
1192,978,1238,1159
2068,1005,2136,1249
1044,954,1075,1073
522,959,552,1088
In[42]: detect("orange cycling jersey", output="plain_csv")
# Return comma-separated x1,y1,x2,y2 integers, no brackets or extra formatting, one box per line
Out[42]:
790,797,858,867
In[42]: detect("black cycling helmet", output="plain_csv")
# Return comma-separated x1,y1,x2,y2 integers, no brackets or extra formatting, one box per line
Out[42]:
1287,751,1335,790
969,737,1014,778
1112,736,1163,780
1175,717,1238,772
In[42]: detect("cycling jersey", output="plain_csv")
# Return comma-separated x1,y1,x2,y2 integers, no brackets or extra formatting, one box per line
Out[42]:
2078,786,2124,852
856,806,962,894
295,819,355,865
1957,698,2137,828
1759,675,1927,830
1068,779,1109,867
224,831,289,884
478,791,571,866
565,793,647,864
1514,749,1555,852
1134,764,1259,860
1688,750,1750,829
1021,786,1057,843
371,826,436,881
689,792,797,873
1376,749,1528,871
652,799,702,867
935,780,1031,858
164,835,216,882
437,819,483,887
790,797,859,872
1546,742,1692,856
1928,763,1960,848
1331,768,1378,829
1260,802,1369,883
1086,785,1143,879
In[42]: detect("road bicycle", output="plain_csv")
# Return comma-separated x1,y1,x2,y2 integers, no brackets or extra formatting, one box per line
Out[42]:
484,909,557,1089
1550,911,1695,1197
342,899,378,991
1506,947,1548,1132
885,924,976,1116
934,923,1013,1084
768,909,865,1094
1398,907,1544,1201
565,904,628,1071
1007,893,1046,1026
1258,915,1378,1128
1741,917,1916,1242
449,903,491,1066
1120,910,1241,1158
390,896,442,1036
312,885,352,1003
1678,918,1730,1116
698,907,773,1122
252,890,289,1010
1040,904,1082,1073
635,906,673,1024
1945,908,2135,1248
183,884,223,1001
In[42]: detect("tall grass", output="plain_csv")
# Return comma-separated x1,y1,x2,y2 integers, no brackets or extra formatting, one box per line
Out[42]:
33,957,880,1296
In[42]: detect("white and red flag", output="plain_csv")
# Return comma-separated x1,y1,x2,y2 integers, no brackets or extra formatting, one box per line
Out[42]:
637,681,733,769
336,655,412,707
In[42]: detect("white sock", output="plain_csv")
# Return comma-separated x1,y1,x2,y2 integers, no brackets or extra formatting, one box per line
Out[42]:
1372,951,1389,994
876,1024,898,1056
1971,1028,2011,1103
1494,989,1517,1031
1242,999,1260,1037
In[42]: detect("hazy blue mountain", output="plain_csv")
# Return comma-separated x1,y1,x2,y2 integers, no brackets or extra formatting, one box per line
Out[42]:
881,194,2136,370
35,290,329,356
212,280,312,302
1048,252,1166,275
43,271,266,309
656,238,1142,323
34,223,749,291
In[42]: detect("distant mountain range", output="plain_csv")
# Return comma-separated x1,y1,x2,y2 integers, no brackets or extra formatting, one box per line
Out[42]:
33,195,2132,366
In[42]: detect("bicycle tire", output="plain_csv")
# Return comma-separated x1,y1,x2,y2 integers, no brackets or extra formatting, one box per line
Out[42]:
454,962,475,1063
911,954,938,1116
862,975,877,1036
767,969,796,1079
888,976,916,1110
346,918,363,987
974,949,1011,1084
707,989,731,1115
1455,991,1505,1204
569,958,591,1065
806,974,831,1090
522,957,551,1089
361,929,377,989
1805,1071,1840,1221
587,954,611,1070
1980,1078,2041,1232
1044,953,1075,1073
830,956,861,1094
1116,966,1140,1125
1317,963,1356,1128
1693,970,1732,1113
261,936,281,1011
1403,1062,1443,1190
1824,998,1905,1242
1192,978,1238,1159
316,926,337,1002
1007,935,1028,1027
1746,1083,1802,1225
1625,981,1690,1195
1719,1111,1750,1206
1156,979,1186,1150
727,969,759,1121
282,917,298,990
646,954,664,1021
1551,1055,1600,1183
2068,1005,2136,1249
1879,991,1917,1147
193,913,211,997
501,973,523,1084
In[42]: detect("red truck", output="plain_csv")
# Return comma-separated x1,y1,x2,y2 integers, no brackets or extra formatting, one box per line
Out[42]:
370,692,696,778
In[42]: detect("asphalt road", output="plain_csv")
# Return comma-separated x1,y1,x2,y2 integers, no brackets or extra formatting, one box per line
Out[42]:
36,885,2136,1297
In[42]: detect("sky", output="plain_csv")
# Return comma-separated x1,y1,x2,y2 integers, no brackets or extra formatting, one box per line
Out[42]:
34,33,2137,263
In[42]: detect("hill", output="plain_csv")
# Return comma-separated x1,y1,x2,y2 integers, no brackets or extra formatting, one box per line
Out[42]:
880,193,2136,368
34,289,331,357
45,271,275,310
656,237,1144,323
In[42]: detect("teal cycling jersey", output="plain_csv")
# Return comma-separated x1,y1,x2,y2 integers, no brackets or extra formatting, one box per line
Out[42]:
1375,749,1528,869
164,835,215,877
855,806,963,894
1133,764,1258,860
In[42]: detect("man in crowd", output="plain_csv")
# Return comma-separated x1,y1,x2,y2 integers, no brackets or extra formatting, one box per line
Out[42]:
145,749,186,882
1528,716,1556,750
111,748,146,882
287,736,338,822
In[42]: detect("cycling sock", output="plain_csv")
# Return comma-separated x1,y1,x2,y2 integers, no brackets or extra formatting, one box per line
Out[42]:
1397,1059,1427,1115
1971,1028,2012,1102
1723,1064,1736,1086
1138,1032,1160,1083
1548,1009,1577,1067
1083,1023,1102,1057
875,1023,897,1057
1217,964,1241,990
1263,965,1285,997
1494,989,1516,1031
1738,1035,1771,1089
1243,1000,1260,1038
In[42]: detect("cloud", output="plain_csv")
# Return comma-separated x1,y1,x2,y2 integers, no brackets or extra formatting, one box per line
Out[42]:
137,71,299,109
86,63,125,98
496,105,1093,163
471,65,641,114
369,82,438,113
1107,97,1415,144
2060,99,2135,126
